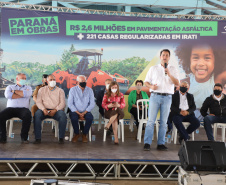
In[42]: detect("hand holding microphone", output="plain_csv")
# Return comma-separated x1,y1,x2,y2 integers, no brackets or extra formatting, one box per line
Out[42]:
164,62,168,76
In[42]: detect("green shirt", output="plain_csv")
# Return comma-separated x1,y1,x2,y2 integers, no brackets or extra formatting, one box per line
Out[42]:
128,90,149,112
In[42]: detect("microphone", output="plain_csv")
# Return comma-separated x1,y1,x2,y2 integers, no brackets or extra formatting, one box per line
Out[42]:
164,63,168,76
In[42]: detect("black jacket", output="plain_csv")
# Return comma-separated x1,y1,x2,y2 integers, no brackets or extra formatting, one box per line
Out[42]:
171,91,196,116
96,89,105,115
200,94,226,117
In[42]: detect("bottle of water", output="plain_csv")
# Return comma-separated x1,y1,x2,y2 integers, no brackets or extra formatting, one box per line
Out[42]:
112,135,115,141
165,136,168,143
11,133,14,139
92,135,96,141
167,132,171,143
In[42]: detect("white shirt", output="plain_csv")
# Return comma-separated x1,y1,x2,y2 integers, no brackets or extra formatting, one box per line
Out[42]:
214,94,223,102
179,92,189,111
144,64,179,94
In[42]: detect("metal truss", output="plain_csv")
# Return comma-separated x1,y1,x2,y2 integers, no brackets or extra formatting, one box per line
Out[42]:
0,1,226,20
0,160,180,180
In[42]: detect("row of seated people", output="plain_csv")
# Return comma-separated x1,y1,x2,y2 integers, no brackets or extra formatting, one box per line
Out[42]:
167,82,226,144
0,73,225,147
0,73,124,144
90,76,226,146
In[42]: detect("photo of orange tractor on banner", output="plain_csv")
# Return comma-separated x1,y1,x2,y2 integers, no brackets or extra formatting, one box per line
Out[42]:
52,49,129,97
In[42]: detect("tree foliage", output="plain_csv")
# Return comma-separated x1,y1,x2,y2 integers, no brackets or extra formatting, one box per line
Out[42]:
56,44,79,71
2,46,149,87
2,44,79,86
101,57,149,85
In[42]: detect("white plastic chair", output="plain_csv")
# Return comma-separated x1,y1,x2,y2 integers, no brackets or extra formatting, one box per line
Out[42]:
69,119,92,142
136,99,159,143
129,114,135,132
136,99,160,143
213,123,226,142
172,122,195,144
103,118,124,142
41,118,59,138
6,117,21,138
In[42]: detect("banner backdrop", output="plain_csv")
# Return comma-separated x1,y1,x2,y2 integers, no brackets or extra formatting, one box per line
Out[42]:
1,8,226,120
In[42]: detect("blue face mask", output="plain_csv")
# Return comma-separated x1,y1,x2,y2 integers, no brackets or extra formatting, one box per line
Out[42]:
19,79,26,86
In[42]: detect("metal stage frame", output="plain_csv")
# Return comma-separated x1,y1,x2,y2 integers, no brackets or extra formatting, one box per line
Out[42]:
0,1,226,20
0,159,180,180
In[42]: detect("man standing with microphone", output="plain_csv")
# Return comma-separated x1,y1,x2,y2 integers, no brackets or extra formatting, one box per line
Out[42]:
144,49,180,151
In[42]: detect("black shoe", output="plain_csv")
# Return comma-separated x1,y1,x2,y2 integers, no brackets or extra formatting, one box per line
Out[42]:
143,143,150,151
0,138,7,144
58,138,64,144
33,139,41,144
21,139,29,144
157,145,168,151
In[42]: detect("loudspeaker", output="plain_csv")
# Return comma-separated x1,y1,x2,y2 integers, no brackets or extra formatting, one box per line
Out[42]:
178,141,226,171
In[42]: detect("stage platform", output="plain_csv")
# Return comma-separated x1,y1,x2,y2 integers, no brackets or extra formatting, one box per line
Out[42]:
0,122,222,180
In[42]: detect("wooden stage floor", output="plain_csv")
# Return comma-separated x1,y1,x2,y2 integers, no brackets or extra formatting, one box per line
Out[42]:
0,122,218,161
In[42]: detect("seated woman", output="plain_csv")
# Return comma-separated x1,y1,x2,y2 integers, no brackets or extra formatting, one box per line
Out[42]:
102,81,125,144
128,80,149,130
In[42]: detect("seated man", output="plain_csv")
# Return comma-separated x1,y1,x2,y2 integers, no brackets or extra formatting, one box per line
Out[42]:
171,81,200,144
0,73,32,143
167,86,179,133
31,74,48,117
34,74,67,144
201,83,226,141
68,75,95,143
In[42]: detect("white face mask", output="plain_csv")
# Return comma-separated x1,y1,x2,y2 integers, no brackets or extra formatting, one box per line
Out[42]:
49,81,56,87
111,89,117,93
136,86,142,90
106,84,110,90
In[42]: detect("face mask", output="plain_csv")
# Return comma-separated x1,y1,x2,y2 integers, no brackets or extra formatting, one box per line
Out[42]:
180,87,188,93
44,82,48,85
79,82,86,88
49,81,56,87
136,86,142,90
214,90,222,96
111,89,117,93
19,79,26,86
106,84,110,90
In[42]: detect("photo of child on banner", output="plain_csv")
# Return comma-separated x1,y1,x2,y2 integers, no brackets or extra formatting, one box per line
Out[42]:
175,41,226,120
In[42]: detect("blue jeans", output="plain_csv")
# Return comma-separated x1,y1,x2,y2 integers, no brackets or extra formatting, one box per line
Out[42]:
69,112,93,135
144,93,172,145
172,114,200,140
204,115,226,141
34,109,67,140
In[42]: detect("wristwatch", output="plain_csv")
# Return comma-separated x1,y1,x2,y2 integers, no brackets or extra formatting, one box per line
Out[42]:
12,90,15,94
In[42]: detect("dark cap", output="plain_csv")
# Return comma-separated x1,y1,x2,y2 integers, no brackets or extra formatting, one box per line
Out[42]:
42,74,48,78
